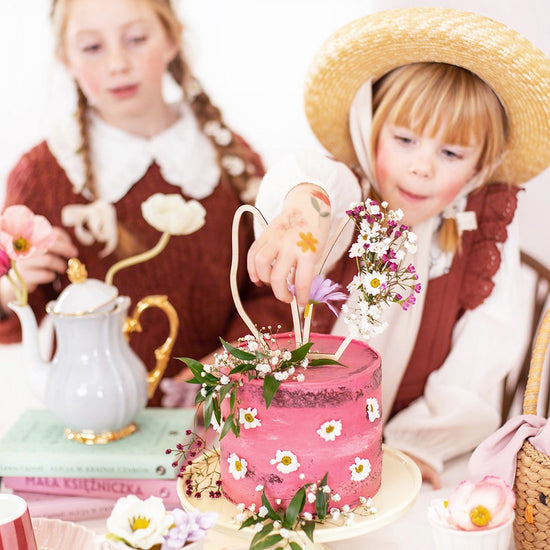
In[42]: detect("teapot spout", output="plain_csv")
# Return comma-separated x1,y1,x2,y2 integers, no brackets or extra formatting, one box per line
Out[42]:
8,302,50,403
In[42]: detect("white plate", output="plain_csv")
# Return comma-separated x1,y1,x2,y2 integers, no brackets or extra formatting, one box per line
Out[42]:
33,517,97,550
178,444,422,544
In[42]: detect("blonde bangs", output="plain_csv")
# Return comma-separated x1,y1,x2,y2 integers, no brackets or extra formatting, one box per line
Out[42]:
373,63,508,172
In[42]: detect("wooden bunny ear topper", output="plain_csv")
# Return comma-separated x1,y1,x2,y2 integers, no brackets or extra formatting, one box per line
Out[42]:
230,199,422,359
230,204,351,358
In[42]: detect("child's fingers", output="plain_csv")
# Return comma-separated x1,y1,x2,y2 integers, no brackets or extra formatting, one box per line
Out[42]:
269,255,295,304
248,240,277,285
293,260,315,307
48,227,79,259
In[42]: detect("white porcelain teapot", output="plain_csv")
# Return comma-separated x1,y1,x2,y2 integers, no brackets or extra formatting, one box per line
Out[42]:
9,258,178,444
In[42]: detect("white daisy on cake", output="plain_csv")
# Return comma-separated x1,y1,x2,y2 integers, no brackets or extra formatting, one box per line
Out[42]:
317,420,342,441
270,450,300,474
239,407,262,429
349,457,371,482
228,453,248,480
366,397,380,422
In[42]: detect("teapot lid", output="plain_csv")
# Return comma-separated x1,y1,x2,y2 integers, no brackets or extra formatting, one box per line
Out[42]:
52,258,118,314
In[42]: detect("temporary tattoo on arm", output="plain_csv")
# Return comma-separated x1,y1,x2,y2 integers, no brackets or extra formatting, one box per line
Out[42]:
310,190,330,225
276,209,308,231
297,231,318,253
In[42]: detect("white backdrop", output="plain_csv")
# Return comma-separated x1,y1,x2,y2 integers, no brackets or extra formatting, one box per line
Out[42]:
0,0,549,267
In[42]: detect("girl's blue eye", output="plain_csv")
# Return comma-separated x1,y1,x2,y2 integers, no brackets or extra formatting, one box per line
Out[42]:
82,44,101,53
442,149,462,159
395,134,413,144
129,35,148,45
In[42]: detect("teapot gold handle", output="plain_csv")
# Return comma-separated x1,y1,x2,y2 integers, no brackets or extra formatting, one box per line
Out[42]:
123,295,179,399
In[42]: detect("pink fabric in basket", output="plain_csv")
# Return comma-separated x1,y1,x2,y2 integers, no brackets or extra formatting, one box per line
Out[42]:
468,415,550,486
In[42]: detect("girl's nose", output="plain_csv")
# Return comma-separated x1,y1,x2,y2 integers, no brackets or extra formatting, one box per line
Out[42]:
107,46,130,73
409,150,434,179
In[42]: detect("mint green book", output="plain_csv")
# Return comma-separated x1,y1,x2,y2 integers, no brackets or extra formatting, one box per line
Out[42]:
0,408,195,479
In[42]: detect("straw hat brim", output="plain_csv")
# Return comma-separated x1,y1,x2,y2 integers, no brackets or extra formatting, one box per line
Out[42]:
304,7,550,184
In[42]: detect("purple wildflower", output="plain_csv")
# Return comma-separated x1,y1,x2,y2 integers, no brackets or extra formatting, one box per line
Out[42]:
308,275,348,316
161,509,218,549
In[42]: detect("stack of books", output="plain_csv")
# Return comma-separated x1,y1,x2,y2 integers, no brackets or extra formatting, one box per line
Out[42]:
0,407,196,521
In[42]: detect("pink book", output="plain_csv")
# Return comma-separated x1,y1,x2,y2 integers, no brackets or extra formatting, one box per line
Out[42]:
3,476,181,505
14,491,118,521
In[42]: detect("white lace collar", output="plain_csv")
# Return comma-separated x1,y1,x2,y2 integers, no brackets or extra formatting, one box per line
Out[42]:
47,102,220,202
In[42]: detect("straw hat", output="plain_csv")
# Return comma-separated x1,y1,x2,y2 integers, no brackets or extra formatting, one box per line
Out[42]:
304,7,550,184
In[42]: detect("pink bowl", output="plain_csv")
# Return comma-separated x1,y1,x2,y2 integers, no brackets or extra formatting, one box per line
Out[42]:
32,517,96,550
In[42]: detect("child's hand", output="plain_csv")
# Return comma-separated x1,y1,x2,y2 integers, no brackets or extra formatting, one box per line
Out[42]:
247,183,331,307
0,227,78,307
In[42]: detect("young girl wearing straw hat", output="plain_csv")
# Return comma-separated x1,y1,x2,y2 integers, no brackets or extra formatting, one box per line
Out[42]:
247,7,550,488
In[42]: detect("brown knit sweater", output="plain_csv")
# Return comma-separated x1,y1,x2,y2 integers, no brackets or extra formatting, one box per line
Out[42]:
2,141,292,405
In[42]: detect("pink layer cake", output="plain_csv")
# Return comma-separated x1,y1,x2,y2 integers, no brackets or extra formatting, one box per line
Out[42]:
219,332,382,512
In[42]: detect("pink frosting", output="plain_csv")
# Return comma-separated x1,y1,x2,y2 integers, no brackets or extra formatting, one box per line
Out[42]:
219,333,382,512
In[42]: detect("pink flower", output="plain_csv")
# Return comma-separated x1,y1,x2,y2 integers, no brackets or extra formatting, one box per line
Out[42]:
447,476,515,530
0,249,9,277
0,205,55,260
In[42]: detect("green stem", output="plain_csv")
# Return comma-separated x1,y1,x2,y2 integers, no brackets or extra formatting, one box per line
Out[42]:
105,232,171,286
9,261,26,306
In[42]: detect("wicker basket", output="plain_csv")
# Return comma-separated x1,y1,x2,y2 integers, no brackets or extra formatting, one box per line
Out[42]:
513,308,550,549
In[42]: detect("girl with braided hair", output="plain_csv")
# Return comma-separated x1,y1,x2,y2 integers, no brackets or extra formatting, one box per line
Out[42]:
0,0,290,405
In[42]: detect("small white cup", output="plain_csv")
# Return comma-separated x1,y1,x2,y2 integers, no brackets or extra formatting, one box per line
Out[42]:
0,494,38,550
427,498,514,550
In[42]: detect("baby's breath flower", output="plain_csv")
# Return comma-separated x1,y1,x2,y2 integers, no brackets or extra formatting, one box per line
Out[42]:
344,199,420,339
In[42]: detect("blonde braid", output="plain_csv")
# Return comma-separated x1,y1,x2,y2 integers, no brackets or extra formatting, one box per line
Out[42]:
75,86,95,200
168,52,263,204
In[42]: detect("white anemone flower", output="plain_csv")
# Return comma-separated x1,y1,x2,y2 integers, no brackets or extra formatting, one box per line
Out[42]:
270,450,300,474
349,457,371,482
106,495,173,549
141,193,206,235
105,193,206,285
317,420,342,441
228,453,248,480
239,407,262,429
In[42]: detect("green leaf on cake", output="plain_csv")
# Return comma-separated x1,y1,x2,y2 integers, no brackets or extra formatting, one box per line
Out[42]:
284,486,306,527
179,357,218,383
301,520,315,542
315,473,330,520
263,374,282,409
308,358,344,366
261,490,282,521
203,392,214,429
229,362,257,375
248,520,273,540
250,534,283,550
220,338,257,361
219,413,234,440
290,342,313,362
289,543,303,550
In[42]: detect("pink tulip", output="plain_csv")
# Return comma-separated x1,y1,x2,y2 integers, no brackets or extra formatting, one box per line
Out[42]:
0,249,9,277
0,205,56,260
447,476,515,530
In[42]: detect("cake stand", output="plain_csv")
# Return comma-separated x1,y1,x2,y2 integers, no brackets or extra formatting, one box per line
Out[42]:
177,444,422,549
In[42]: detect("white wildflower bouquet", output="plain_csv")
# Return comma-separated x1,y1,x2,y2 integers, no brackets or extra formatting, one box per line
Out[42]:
342,199,421,340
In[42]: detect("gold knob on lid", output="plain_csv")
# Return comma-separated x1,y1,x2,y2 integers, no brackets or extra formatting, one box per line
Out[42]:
67,258,88,284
